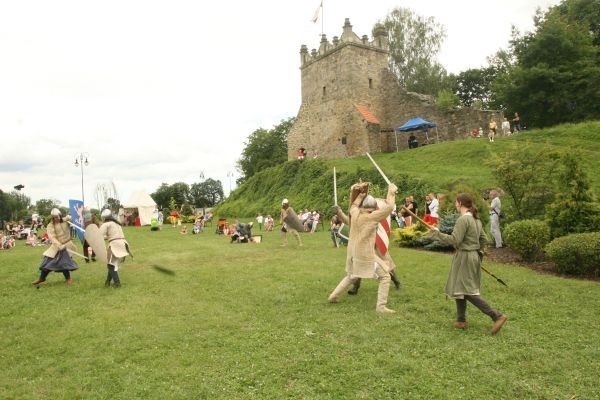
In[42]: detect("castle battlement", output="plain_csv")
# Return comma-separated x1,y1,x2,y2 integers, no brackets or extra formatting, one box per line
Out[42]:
287,18,500,161
300,18,389,68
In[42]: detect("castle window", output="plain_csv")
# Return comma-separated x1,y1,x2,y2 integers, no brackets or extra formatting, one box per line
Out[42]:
341,136,347,145
322,86,326,97
369,78,373,89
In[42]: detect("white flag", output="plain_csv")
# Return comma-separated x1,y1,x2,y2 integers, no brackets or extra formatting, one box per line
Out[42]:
311,1,322,23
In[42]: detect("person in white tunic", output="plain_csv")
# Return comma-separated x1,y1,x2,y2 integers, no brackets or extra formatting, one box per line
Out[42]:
100,209,133,288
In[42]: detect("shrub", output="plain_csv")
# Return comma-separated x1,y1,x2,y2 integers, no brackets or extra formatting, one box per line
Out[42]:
545,232,600,277
435,89,459,111
393,224,427,247
421,213,459,251
504,219,551,261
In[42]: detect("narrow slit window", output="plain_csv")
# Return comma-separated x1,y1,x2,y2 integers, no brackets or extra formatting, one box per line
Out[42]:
368,78,373,89
322,86,326,96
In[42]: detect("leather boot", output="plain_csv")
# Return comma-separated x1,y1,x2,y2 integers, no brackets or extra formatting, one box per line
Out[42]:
347,278,361,295
328,276,353,303
390,270,401,290
31,278,46,285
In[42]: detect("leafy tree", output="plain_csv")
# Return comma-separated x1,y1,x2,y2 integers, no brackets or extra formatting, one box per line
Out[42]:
190,178,224,208
454,67,496,108
490,144,562,220
493,0,600,127
378,8,450,95
35,198,60,217
236,117,295,183
170,182,190,208
106,198,122,212
168,197,177,213
435,89,459,111
545,154,600,237
151,183,172,210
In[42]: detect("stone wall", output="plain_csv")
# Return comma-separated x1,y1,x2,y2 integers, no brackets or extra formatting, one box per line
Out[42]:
287,18,502,160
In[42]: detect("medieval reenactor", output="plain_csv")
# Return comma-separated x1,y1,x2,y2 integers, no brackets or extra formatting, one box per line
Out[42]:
328,182,398,313
32,208,79,285
100,209,133,288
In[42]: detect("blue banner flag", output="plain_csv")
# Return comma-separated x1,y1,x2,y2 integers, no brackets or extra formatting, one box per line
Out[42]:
69,199,85,242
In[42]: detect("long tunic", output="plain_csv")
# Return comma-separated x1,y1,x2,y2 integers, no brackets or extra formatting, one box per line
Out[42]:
427,213,487,298
42,220,77,258
345,191,395,279
99,220,132,259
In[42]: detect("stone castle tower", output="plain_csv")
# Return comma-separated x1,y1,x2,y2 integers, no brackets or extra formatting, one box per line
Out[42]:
287,18,500,160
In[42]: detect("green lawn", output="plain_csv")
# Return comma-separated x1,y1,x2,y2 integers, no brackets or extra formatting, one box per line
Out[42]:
1,227,598,399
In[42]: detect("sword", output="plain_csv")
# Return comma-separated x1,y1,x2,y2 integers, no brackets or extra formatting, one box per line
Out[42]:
366,152,391,185
333,167,338,206
66,220,85,233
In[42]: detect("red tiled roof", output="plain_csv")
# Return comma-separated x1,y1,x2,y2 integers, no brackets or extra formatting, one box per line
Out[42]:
355,104,381,124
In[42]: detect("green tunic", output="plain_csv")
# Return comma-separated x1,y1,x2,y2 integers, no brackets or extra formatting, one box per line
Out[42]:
428,213,487,299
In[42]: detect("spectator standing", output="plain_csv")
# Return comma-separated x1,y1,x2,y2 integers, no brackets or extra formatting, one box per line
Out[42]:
488,190,503,248
488,118,497,142
310,211,320,233
501,117,511,136
428,193,440,225
512,112,521,132
256,213,264,231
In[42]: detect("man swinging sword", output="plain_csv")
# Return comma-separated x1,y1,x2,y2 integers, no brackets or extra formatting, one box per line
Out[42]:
328,181,398,313
332,186,401,294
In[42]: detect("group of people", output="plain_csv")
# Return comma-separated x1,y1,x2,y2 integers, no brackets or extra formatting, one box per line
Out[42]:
31,208,132,288
392,193,440,228
324,181,507,334
254,214,274,232
471,112,523,142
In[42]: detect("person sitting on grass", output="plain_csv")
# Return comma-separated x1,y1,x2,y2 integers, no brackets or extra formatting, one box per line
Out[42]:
180,225,188,235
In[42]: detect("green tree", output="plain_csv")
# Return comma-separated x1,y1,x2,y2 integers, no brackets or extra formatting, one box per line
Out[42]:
378,8,449,95
493,0,600,127
435,89,459,111
35,198,60,217
545,154,600,237
151,183,172,210
454,67,495,108
106,198,122,212
190,178,225,208
236,117,295,183
490,144,562,220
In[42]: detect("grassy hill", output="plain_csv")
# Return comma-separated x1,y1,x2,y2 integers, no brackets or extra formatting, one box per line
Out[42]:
216,121,600,218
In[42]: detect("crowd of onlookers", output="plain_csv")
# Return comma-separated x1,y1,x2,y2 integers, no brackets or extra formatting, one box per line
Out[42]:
1,218,50,250
391,193,440,228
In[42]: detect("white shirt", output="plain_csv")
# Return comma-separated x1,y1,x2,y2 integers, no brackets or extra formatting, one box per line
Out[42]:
429,198,439,218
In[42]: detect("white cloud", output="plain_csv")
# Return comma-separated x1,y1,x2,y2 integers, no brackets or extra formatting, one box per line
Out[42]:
0,0,560,208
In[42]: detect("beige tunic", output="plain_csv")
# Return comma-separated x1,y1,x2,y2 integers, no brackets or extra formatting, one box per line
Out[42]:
345,190,395,279
99,220,131,258
43,220,77,258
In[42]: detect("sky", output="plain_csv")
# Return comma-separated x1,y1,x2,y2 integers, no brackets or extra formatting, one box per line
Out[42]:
0,0,561,210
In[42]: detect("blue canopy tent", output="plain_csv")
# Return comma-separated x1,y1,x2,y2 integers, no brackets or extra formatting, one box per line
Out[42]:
394,117,439,151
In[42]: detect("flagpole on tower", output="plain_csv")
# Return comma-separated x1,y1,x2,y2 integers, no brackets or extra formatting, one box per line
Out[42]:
321,0,324,36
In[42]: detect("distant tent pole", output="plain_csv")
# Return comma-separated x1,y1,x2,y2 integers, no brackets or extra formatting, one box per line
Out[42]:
394,131,398,152
436,127,440,143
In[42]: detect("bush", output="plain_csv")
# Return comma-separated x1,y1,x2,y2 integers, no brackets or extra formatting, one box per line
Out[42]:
393,224,427,247
435,89,459,112
545,232,600,277
504,219,551,261
421,213,459,251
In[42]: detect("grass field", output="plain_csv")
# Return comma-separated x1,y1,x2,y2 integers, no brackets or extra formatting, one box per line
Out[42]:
1,227,599,399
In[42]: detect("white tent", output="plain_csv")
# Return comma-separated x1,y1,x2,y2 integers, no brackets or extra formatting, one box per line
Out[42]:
123,190,157,226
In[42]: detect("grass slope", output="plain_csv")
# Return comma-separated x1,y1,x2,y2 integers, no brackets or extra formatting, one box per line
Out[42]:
1,227,598,399
218,121,600,217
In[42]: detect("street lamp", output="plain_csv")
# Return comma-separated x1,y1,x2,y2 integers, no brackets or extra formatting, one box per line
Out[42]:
74,152,89,205
227,171,233,194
